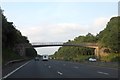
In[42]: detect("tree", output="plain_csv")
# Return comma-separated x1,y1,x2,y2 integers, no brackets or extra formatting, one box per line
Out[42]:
2,9,37,63
53,16,120,61
98,16,120,53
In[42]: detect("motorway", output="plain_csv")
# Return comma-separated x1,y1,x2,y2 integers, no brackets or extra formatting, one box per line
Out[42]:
2,59,119,79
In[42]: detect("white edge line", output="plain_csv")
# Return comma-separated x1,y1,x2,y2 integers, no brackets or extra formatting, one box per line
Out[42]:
80,63,118,70
48,66,51,68
1,61,30,79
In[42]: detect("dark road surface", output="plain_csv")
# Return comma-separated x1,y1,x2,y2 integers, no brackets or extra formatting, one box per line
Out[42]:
2,59,119,79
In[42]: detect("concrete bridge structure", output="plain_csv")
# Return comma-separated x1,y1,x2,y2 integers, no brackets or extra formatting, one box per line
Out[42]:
15,42,101,59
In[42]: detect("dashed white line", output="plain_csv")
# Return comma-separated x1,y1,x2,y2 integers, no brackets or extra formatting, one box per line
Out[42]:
74,66,79,69
1,61,30,79
97,71,109,75
63,64,66,66
57,71,63,75
48,66,51,68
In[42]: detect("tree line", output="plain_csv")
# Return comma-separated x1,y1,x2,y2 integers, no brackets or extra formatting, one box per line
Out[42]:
53,16,120,62
1,9,37,63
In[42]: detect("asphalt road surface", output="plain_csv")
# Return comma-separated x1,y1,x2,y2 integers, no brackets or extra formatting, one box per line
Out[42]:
2,59,119,79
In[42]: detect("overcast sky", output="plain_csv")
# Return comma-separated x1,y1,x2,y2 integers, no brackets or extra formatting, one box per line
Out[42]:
1,1,118,55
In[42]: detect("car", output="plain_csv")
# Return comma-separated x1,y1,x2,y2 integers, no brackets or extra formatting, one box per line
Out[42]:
34,57,39,61
42,55,49,61
89,58,97,62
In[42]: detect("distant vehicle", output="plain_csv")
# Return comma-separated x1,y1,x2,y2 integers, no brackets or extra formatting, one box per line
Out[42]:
34,57,39,61
89,58,97,62
42,55,49,61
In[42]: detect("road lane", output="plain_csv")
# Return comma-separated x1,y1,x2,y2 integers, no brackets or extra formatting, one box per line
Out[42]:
6,60,61,78
3,59,118,78
44,60,118,78
2,61,30,79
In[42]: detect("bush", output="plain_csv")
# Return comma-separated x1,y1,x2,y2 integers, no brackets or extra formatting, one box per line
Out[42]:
2,48,22,64
100,53,120,62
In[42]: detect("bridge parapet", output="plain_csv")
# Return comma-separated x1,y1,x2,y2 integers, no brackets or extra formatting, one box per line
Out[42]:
31,42,98,47
31,42,64,45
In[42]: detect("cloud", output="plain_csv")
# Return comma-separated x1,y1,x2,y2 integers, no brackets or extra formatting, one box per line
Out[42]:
88,17,109,34
93,17,109,27
49,23,84,34
22,27,43,36
19,15,117,43
90,15,118,34
2,0,118,2
19,23,89,42
18,16,117,55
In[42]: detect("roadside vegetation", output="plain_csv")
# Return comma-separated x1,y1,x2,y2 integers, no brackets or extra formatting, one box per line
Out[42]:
1,9,37,64
2,48,23,64
53,16,120,62
100,53,119,62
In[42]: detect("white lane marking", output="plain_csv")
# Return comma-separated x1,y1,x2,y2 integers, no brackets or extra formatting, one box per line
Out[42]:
48,66,51,68
80,63,118,70
57,71,63,75
2,61,30,79
97,71,109,75
74,66,79,69
63,64,66,66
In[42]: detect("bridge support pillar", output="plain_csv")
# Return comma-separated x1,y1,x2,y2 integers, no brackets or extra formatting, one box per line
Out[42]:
94,47,100,59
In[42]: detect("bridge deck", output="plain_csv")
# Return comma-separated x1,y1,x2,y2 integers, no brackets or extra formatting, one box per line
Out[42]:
31,42,98,48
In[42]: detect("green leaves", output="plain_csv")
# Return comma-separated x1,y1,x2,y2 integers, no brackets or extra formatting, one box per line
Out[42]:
53,33,96,61
98,16,120,53
2,13,29,48
2,10,37,62
53,16,120,61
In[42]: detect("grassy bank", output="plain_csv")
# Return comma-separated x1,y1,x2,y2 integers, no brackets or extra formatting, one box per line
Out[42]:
55,55,95,62
53,53,120,62
100,53,120,62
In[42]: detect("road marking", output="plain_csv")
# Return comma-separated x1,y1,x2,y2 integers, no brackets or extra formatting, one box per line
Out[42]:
97,71,109,75
74,66,79,69
57,71,63,75
63,64,66,66
48,66,51,68
80,63,118,70
1,61,30,79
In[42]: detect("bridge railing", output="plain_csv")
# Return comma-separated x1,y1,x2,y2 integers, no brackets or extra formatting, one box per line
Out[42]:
31,42,64,45
31,42,98,46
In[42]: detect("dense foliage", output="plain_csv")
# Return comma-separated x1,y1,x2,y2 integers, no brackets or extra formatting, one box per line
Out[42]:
1,10,37,63
2,14,29,48
53,16,120,62
53,33,97,61
98,16,120,53
25,48,37,57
